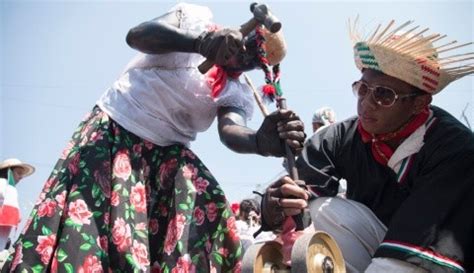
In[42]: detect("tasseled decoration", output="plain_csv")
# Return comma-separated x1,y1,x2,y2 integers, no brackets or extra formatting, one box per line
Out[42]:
256,25,283,103
262,83,276,99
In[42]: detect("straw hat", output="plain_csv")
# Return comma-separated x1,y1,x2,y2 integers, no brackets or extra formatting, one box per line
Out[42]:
0,158,35,180
349,18,474,94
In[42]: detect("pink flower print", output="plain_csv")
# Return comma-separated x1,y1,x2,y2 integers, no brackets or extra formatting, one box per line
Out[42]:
70,184,78,193
163,213,186,255
94,166,111,198
132,144,142,155
193,177,209,195
180,149,196,159
78,255,103,273
149,218,159,235
61,141,74,160
97,235,108,252
206,202,218,223
227,217,239,242
159,203,168,217
112,218,132,252
36,234,56,265
233,261,242,273
111,191,120,207
113,125,121,136
193,207,205,226
89,131,103,143
43,178,56,194
54,190,67,210
11,242,23,270
37,198,57,218
51,255,58,273
68,152,81,176
171,254,196,273
68,199,93,225
151,261,162,273
131,240,150,271
159,158,178,189
182,164,197,180
218,247,229,258
80,123,92,139
21,217,33,234
141,158,150,181
130,183,147,213
135,222,147,231
113,150,132,181
35,192,47,206
144,140,154,150
103,212,110,225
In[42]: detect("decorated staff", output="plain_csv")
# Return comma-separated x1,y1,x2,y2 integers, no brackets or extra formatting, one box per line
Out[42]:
252,22,306,231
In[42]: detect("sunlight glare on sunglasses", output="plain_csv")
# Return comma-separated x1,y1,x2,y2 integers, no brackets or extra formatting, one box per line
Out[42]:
352,80,420,107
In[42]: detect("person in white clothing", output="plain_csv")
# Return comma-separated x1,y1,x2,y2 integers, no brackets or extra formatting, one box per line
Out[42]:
1,3,305,272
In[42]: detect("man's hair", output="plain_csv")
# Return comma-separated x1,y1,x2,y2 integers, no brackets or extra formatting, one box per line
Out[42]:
239,198,260,215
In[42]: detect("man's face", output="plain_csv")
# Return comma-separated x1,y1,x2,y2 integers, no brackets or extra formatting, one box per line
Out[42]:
356,69,427,134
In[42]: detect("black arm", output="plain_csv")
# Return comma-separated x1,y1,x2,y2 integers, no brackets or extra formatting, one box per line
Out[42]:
217,106,306,157
217,106,258,154
126,10,200,54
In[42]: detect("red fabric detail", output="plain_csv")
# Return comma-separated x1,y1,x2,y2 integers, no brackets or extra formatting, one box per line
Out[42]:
358,108,430,165
206,66,241,98
0,204,20,227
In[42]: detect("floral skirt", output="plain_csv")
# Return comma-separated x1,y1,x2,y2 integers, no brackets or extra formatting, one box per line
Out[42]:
2,106,242,273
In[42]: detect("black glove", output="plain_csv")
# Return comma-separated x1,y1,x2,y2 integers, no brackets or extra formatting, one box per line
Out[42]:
259,178,309,234
256,109,306,157
194,28,243,66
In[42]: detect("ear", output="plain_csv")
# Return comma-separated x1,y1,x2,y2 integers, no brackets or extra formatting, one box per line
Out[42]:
413,94,432,114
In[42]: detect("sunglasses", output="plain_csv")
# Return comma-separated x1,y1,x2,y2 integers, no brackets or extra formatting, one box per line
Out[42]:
352,80,421,107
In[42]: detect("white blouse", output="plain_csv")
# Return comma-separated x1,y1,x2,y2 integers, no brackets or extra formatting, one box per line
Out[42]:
97,3,254,147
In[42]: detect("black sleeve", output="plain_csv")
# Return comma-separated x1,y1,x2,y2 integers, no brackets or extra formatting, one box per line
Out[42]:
296,125,342,198
375,113,474,273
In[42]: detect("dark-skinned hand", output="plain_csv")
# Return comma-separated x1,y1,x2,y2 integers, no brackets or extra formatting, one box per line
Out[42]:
256,109,306,157
261,176,310,230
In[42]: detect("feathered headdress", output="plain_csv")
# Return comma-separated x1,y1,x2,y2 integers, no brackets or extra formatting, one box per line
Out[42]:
349,17,474,94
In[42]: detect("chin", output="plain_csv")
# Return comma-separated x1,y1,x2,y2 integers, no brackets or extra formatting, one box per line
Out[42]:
360,121,383,135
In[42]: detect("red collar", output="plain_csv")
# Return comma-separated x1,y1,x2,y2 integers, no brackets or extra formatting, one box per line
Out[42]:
357,108,429,165
206,66,241,98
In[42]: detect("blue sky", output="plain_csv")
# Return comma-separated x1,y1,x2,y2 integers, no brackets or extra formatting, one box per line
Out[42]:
1,0,473,237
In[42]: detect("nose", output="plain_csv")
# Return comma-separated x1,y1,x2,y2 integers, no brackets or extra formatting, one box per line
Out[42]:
359,90,377,110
